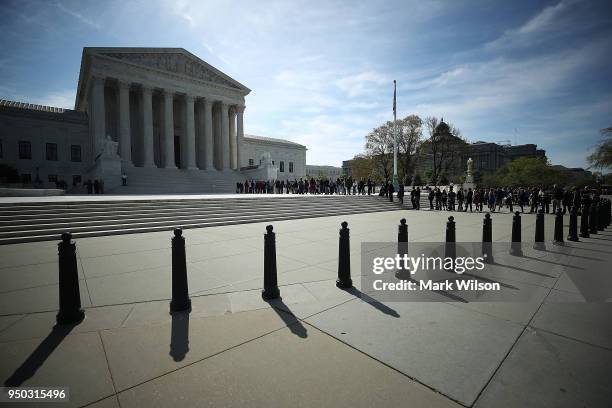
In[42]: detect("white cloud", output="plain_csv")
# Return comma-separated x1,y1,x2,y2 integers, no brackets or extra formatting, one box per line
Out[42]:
56,2,100,29
335,71,388,98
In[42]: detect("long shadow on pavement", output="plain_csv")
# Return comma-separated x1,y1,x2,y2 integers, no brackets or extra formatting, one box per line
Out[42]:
344,287,401,317
170,310,190,362
265,298,308,338
4,324,76,387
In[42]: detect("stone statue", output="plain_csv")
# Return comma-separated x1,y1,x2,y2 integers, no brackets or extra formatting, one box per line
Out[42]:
260,151,273,167
465,157,474,184
102,135,119,158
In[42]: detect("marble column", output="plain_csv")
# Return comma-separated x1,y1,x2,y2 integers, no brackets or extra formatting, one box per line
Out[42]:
236,105,245,170
203,99,214,170
162,90,176,168
185,94,197,170
90,76,106,156
229,107,237,169
141,86,155,167
118,81,132,165
220,102,230,170
195,100,205,169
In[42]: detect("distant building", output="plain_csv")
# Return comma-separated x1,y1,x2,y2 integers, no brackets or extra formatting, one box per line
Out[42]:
469,141,546,173
305,164,343,179
551,165,592,181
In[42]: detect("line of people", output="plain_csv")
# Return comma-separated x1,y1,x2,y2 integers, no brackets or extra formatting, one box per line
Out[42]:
418,184,603,215
237,177,378,195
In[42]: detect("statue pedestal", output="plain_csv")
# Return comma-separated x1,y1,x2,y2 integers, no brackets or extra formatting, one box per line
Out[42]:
89,155,122,191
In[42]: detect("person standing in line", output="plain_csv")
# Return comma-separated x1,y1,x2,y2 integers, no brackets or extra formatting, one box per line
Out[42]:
428,189,435,210
121,172,127,186
465,188,473,212
367,177,373,195
93,179,100,194
397,182,405,206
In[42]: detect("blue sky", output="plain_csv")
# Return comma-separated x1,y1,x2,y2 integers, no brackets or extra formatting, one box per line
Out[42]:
1,0,611,168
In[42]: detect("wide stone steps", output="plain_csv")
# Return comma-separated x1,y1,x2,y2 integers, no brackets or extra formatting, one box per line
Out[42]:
109,167,243,194
0,196,401,244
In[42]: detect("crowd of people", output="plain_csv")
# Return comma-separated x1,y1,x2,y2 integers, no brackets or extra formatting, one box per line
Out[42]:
400,184,607,215
237,177,378,195
236,176,608,217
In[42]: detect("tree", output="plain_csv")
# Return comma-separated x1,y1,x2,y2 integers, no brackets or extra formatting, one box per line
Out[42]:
483,157,567,188
396,115,423,180
421,116,468,183
350,154,376,181
586,127,612,169
365,121,394,179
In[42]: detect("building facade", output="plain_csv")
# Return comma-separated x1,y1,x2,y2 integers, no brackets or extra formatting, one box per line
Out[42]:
242,134,306,179
305,165,343,179
0,47,307,192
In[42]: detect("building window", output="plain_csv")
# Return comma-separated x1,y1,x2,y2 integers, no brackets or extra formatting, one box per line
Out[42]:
71,145,82,162
18,141,31,159
21,173,31,183
279,161,285,172
46,143,58,161
48,174,58,183
73,175,82,185
289,162,294,173
248,158,254,166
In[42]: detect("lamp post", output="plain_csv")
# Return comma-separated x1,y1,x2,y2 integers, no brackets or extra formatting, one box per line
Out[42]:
392,80,398,190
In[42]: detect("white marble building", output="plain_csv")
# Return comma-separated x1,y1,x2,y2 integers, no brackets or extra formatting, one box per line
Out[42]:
0,47,307,193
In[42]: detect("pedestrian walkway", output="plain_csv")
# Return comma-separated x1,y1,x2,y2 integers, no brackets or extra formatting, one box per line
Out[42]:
1,210,611,407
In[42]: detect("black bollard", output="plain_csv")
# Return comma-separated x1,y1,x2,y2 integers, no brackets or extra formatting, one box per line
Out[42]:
170,228,191,313
445,216,456,270
336,221,353,288
57,232,85,325
567,206,579,242
580,203,590,238
395,218,409,279
482,213,494,263
533,209,545,250
589,202,598,234
510,211,523,256
262,225,280,300
553,208,564,245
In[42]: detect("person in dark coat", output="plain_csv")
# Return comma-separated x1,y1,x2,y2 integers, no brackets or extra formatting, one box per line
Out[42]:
93,179,100,194
465,188,473,212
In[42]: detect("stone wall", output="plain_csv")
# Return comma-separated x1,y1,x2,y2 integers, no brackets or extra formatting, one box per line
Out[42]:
0,108,91,188
240,137,306,179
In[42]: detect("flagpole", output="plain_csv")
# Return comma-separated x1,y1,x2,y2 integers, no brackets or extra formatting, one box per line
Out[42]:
392,80,398,190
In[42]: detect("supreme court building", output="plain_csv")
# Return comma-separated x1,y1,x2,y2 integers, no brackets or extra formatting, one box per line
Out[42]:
0,47,306,193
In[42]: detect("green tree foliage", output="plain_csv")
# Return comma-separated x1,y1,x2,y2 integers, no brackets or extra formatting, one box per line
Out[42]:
481,157,567,187
587,127,612,169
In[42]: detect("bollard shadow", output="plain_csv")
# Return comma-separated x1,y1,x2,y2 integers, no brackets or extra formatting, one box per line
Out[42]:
169,311,190,362
4,323,76,387
560,244,610,254
587,235,612,241
517,254,584,270
265,298,308,338
490,260,557,278
344,287,400,317
542,248,603,262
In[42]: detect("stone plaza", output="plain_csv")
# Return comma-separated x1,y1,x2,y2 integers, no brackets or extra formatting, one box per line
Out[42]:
1,198,611,408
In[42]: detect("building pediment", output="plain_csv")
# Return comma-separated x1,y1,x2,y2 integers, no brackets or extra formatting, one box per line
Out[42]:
96,49,248,91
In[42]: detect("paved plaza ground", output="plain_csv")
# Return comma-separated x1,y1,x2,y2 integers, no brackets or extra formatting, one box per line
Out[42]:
1,202,611,407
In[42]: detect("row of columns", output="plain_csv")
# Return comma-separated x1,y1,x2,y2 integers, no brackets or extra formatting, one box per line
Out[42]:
90,76,244,170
